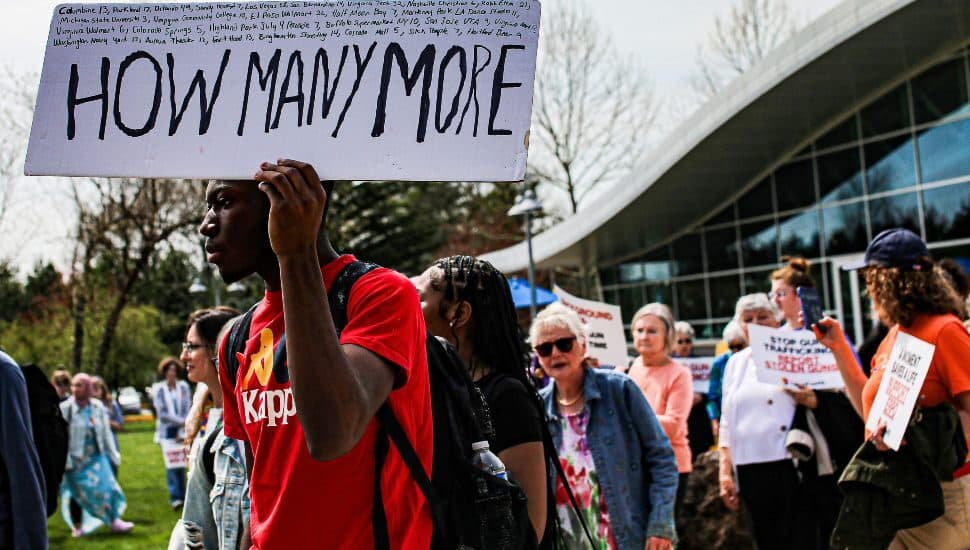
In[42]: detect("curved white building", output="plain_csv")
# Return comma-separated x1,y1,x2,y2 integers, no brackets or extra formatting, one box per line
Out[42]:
483,0,970,344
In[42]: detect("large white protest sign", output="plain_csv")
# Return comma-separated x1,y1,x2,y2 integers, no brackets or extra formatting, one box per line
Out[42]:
865,332,935,450
681,357,715,393
26,1,540,180
552,286,628,370
748,325,844,389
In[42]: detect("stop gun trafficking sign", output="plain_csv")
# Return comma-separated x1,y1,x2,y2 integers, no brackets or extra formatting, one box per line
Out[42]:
748,325,843,389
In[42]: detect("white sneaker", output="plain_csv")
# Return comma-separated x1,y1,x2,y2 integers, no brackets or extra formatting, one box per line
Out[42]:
110,519,134,533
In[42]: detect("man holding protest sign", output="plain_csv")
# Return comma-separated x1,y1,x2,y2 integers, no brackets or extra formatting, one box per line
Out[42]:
208,161,433,549
813,228,970,548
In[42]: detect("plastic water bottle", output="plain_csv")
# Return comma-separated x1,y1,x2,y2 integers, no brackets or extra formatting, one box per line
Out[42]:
471,440,507,480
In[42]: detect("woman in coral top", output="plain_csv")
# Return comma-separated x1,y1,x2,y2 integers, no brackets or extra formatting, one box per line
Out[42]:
814,228,970,548
626,303,694,514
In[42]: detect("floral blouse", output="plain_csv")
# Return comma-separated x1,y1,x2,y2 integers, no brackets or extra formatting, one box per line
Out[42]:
556,407,618,550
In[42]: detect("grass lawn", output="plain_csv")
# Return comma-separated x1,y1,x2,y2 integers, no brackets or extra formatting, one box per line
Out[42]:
48,420,183,549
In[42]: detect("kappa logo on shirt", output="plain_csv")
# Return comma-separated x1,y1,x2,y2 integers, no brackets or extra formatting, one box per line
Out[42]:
238,326,297,427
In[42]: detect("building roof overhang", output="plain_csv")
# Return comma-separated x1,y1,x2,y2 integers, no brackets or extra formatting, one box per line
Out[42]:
482,0,970,273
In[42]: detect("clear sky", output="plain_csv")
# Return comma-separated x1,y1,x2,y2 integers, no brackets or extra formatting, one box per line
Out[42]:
0,0,842,273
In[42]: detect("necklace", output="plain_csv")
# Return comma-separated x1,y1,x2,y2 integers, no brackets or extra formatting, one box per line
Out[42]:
557,392,583,407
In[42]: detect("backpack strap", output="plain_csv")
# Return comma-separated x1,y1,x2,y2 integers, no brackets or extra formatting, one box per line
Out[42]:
223,304,258,386
266,261,380,373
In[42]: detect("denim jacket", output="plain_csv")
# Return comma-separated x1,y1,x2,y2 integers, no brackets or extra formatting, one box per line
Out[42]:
541,368,678,548
60,397,120,470
181,423,250,550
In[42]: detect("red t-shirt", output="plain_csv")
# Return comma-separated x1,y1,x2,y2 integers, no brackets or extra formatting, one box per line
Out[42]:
219,254,433,550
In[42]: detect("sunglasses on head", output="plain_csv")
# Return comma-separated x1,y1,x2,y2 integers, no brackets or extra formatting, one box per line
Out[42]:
534,336,577,357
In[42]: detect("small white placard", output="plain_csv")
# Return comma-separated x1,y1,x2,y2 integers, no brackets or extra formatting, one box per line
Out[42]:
865,332,935,451
749,325,844,389
161,438,188,469
681,357,716,394
26,1,540,181
552,286,628,370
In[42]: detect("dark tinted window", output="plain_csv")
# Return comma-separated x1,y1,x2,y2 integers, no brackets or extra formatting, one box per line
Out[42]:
816,116,858,150
742,269,773,294
675,279,707,320
923,184,970,242
911,57,970,125
671,233,704,276
917,118,970,183
822,201,869,256
864,134,916,193
706,203,736,227
775,160,816,211
779,209,821,259
705,227,739,272
708,274,741,318
739,218,777,268
817,147,864,203
619,286,644,324
644,283,674,307
737,178,774,220
860,84,911,138
869,192,921,236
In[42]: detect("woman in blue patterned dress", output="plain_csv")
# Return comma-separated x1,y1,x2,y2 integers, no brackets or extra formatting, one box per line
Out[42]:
59,373,134,537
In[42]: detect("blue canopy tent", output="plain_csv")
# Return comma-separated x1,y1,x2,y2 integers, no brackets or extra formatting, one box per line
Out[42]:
507,277,558,310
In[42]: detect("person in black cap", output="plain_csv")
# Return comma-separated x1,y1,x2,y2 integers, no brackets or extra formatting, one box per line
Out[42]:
811,228,970,548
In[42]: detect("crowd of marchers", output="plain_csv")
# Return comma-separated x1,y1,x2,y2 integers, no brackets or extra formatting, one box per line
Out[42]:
1,159,968,550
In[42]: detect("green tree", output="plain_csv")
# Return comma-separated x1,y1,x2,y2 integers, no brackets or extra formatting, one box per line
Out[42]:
70,177,204,373
0,261,26,322
329,181,465,275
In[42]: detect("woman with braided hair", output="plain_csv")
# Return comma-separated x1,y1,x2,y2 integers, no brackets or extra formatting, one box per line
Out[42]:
415,255,556,548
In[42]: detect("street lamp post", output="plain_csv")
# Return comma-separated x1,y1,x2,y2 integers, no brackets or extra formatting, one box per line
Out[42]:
508,188,543,320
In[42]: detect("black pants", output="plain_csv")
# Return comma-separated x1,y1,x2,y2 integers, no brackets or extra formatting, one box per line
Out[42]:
736,460,815,550
803,473,842,549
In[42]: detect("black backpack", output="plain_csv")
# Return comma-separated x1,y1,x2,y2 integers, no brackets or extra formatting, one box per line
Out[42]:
20,363,69,517
223,260,535,549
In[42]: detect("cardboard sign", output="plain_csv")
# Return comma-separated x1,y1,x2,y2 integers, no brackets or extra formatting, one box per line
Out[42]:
681,357,715,393
748,325,844,389
552,286,628,370
865,332,935,450
161,438,188,469
25,1,540,180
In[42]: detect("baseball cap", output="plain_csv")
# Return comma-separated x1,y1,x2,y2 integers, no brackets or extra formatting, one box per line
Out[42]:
843,228,931,271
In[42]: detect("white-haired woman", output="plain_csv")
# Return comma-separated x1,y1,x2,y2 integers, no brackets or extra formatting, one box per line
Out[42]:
628,304,694,514
532,303,679,550
718,294,811,549
673,319,717,470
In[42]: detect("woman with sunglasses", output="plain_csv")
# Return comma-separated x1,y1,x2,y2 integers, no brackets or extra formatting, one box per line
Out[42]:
173,307,250,550
627,304,694,517
531,302,678,550
414,255,556,547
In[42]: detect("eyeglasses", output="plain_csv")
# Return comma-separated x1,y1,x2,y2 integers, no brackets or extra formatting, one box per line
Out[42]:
534,337,577,357
768,289,791,300
676,338,693,345
182,342,205,353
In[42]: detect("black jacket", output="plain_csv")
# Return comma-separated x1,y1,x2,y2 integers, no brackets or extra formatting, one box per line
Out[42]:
829,403,968,549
